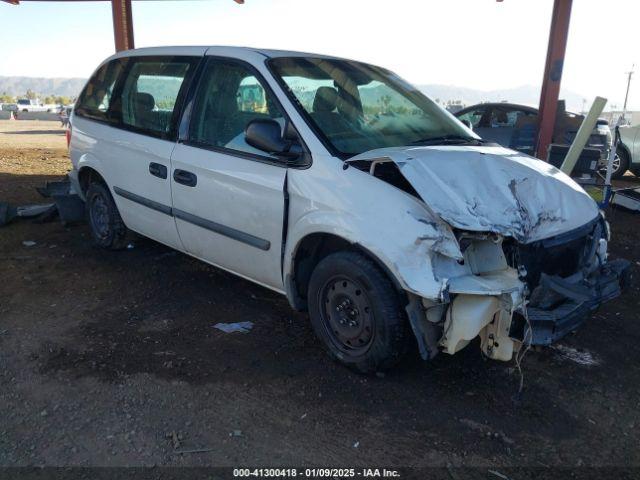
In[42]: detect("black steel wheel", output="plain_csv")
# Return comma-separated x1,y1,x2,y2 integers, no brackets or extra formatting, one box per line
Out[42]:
86,181,129,250
320,275,375,356
308,251,409,373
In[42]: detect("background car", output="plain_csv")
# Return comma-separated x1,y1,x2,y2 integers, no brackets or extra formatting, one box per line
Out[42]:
1,103,18,112
617,124,640,177
455,101,612,162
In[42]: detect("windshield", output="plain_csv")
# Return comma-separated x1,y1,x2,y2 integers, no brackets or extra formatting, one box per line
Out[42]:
269,57,478,157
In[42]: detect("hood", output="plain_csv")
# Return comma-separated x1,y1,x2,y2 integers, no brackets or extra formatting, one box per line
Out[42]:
349,145,599,243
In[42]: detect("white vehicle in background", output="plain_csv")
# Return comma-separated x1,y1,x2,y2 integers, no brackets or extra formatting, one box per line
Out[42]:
615,124,640,177
68,46,629,373
16,98,54,112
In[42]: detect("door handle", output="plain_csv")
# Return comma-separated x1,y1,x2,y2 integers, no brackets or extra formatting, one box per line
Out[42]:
173,169,197,187
149,162,167,179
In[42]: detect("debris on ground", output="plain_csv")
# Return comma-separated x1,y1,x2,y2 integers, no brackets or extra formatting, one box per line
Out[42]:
214,322,254,333
173,447,214,455
17,203,56,218
551,344,601,366
166,431,182,449
488,470,510,480
22,240,36,247
1,178,84,228
230,430,243,437
612,187,640,212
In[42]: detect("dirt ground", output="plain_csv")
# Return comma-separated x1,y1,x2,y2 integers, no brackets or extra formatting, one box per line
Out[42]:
1,120,639,474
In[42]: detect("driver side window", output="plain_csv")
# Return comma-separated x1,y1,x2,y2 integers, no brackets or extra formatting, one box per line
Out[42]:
188,59,285,159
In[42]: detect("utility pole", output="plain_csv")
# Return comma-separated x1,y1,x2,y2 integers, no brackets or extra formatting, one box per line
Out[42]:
621,64,634,124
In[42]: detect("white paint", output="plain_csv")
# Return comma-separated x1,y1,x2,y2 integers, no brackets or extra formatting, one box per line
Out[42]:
70,46,614,364
349,144,600,243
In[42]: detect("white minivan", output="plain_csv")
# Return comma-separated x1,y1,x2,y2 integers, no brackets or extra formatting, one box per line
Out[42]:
69,46,628,373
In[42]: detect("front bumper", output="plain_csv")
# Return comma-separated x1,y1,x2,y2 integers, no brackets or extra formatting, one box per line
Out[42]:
511,259,630,345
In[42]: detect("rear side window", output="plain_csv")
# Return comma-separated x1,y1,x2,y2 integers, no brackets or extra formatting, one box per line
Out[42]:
457,108,486,128
75,59,126,122
188,59,285,159
119,58,196,137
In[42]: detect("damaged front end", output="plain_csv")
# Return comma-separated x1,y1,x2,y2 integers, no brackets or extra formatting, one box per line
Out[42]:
347,145,630,362
504,215,630,346
410,214,630,362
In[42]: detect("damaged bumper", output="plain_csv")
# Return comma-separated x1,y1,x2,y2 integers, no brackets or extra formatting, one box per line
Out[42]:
512,258,630,345
411,216,631,362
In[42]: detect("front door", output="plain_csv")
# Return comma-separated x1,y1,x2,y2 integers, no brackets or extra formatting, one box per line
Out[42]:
170,58,289,291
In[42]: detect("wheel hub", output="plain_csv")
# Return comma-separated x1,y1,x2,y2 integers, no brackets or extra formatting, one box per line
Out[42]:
321,277,374,354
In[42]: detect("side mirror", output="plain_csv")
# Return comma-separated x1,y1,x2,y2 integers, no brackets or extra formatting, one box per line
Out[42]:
245,119,300,158
460,119,473,130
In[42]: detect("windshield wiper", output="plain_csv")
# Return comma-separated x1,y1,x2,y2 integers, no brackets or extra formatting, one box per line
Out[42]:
410,135,484,146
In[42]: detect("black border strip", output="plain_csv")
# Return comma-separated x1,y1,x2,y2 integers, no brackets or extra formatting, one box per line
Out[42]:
113,186,172,216
173,208,270,251
112,186,270,251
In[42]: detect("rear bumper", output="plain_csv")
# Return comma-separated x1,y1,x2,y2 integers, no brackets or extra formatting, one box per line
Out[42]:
512,259,631,345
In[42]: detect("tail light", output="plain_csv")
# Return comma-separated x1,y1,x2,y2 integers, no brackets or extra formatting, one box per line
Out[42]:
66,127,71,149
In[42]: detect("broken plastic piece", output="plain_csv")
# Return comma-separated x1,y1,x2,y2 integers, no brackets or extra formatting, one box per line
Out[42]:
214,322,254,333
16,203,55,218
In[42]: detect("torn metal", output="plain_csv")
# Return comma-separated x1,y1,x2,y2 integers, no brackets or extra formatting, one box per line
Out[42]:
335,145,630,362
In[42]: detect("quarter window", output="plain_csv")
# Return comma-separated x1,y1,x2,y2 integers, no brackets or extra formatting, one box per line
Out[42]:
75,59,127,122
491,108,535,128
457,108,486,128
189,59,285,159
119,59,194,136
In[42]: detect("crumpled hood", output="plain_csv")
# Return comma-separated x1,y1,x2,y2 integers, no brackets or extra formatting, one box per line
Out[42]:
349,145,599,243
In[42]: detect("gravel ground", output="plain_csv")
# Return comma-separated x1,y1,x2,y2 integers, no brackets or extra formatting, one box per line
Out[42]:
1,120,639,474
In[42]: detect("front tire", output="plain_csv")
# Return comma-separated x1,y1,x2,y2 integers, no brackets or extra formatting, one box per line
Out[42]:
307,251,409,373
86,182,129,250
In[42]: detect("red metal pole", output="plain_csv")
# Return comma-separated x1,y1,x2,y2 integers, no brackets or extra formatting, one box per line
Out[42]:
536,0,572,160
111,0,134,52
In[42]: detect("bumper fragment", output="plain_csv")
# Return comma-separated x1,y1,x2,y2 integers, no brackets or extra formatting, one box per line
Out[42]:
511,259,631,345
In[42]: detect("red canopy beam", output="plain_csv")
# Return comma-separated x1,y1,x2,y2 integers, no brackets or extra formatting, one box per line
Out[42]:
536,0,573,160
112,0,134,51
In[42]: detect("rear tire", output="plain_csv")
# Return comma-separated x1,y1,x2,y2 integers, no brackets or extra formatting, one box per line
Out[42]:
307,251,409,373
86,182,129,250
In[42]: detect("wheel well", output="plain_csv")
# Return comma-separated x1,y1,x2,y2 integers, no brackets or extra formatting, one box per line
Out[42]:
288,233,404,311
78,167,106,195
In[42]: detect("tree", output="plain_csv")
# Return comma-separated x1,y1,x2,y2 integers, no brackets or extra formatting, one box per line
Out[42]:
24,89,38,100
0,92,15,103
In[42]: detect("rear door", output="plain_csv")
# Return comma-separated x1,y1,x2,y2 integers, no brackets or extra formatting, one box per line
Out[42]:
100,55,200,249
170,57,289,290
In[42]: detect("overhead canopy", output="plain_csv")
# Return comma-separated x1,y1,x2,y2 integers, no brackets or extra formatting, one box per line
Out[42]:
1,0,571,160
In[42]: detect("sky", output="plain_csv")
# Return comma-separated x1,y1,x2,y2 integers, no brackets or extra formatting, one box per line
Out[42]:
0,0,638,110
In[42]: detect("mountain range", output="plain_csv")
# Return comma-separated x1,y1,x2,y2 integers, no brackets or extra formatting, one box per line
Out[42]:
0,76,592,112
0,76,87,99
418,84,592,112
